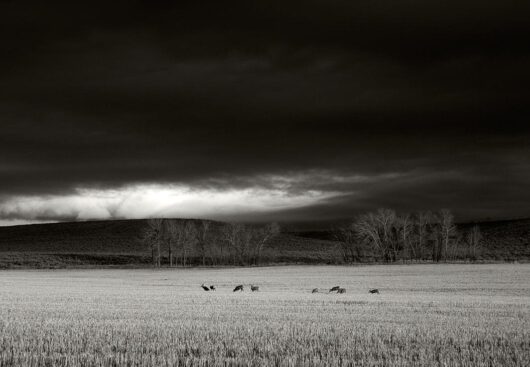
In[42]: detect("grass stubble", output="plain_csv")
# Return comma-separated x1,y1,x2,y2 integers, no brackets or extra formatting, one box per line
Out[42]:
0,264,528,366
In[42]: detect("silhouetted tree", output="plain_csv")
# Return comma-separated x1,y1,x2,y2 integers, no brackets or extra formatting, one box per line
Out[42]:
334,223,364,263
252,222,280,265
466,225,482,261
439,209,456,261
354,209,399,262
182,221,197,267
396,214,412,262
414,211,433,261
196,220,211,266
165,219,185,267
144,218,164,267
222,223,243,265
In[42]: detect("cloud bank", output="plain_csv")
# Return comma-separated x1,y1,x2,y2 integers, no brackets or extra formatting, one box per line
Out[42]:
0,1,529,224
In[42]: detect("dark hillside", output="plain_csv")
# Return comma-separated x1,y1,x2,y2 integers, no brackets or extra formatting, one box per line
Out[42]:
0,219,343,268
458,219,530,261
298,219,530,262
0,218,528,268
0,219,149,254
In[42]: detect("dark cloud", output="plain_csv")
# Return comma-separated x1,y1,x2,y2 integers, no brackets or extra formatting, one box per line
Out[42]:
0,1,529,222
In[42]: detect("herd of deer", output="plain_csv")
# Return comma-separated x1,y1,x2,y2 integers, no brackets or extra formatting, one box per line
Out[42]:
232,284,259,292
199,284,259,292
200,284,380,294
312,287,379,294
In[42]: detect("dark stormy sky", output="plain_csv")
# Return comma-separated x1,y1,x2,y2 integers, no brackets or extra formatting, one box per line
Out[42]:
1,1,529,225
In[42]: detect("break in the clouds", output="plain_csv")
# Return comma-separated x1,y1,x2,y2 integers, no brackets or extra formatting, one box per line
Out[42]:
0,178,343,223
0,1,529,224
0,172,400,222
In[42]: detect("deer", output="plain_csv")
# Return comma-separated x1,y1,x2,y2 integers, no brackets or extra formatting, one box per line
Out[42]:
209,285,216,291
329,286,340,293
233,285,244,292
312,288,319,293
250,285,259,292
200,284,210,291
369,289,379,294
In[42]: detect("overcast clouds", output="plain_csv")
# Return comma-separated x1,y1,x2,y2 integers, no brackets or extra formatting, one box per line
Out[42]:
0,1,529,224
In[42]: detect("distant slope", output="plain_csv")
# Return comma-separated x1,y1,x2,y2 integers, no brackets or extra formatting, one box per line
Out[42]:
295,219,530,261
0,219,342,268
459,219,530,261
0,219,148,254
0,218,528,268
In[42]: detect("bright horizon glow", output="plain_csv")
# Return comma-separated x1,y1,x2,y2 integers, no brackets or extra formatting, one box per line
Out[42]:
0,219,57,227
0,182,344,224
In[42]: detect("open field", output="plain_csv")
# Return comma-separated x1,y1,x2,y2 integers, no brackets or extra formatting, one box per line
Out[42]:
0,264,529,366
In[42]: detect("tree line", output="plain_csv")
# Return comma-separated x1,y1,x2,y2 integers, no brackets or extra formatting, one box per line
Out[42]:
142,219,280,267
335,208,483,263
143,209,483,267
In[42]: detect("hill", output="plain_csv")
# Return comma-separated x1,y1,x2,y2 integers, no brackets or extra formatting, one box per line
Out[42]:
458,218,530,261
0,218,528,268
0,219,341,268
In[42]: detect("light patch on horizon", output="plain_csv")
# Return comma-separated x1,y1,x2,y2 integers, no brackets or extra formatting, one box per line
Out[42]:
0,182,345,224
0,219,57,227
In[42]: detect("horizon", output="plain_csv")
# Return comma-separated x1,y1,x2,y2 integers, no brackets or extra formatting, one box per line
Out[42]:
1,213,529,231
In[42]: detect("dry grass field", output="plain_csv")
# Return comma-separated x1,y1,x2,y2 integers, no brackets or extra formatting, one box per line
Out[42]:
0,264,528,366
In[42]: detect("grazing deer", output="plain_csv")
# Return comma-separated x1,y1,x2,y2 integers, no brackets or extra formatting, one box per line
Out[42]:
369,289,379,294
201,284,210,291
250,285,259,292
233,285,244,292
312,288,319,293
329,286,340,293
209,285,216,291
337,288,346,294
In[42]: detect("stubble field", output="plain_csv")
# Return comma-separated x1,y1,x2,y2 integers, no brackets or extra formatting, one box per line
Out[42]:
0,264,528,366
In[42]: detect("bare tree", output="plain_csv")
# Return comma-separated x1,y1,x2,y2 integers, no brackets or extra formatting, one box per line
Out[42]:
354,209,399,262
396,214,412,262
466,225,482,261
425,211,443,262
196,220,211,266
182,221,197,267
439,209,456,261
334,223,363,263
377,209,400,262
354,212,383,261
413,211,433,261
163,219,172,267
222,223,243,265
252,223,280,265
141,227,156,267
212,225,226,265
207,229,222,266
240,226,254,264
165,219,185,267
427,209,457,262
144,218,164,267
